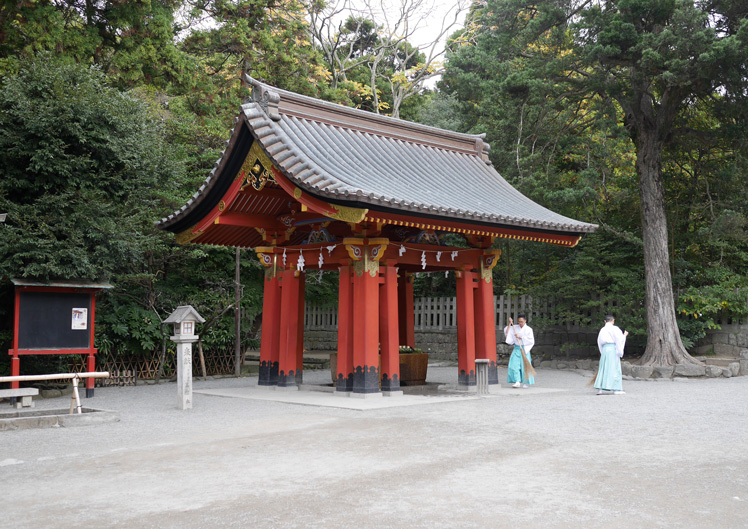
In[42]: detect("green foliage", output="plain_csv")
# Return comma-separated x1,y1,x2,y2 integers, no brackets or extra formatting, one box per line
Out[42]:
442,0,748,351
0,1,185,87
0,56,182,281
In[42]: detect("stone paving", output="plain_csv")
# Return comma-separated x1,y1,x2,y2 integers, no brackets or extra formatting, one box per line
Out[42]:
1,366,747,529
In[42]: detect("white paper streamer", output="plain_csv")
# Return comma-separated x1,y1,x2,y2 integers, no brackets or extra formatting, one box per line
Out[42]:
318,250,324,268
297,250,305,272
436,251,442,262
282,248,287,266
451,250,458,261
399,245,406,257
421,251,427,270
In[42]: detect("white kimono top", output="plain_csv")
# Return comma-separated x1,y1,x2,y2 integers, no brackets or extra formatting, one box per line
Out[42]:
597,322,627,358
505,324,534,353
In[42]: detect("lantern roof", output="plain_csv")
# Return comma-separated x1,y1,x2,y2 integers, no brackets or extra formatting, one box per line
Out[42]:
164,305,205,325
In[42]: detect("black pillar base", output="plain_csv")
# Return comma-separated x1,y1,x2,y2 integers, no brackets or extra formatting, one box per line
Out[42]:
458,369,476,386
277,370,297,388
86,388,94,398
258,361,279,386
380,373,400,392
352,365,380,394
336,373,353,393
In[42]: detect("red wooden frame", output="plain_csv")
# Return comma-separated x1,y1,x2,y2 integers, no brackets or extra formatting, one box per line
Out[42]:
7,285,104,396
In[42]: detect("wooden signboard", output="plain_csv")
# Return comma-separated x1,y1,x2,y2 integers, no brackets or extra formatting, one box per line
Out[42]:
7,280,111,397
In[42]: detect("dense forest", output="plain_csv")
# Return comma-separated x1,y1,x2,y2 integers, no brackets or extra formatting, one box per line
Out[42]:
1,0,747,374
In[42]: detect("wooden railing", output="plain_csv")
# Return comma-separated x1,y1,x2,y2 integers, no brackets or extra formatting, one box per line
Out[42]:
304,294,615,331
304,294,748,331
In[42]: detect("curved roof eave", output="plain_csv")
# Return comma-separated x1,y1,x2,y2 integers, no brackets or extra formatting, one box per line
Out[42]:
242,77,597,235
156,77,598,238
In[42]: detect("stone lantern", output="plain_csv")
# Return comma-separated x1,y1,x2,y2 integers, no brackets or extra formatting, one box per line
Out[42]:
164,305,205,410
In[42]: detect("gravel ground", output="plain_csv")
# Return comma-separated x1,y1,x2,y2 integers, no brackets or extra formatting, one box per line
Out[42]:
1,367,747,529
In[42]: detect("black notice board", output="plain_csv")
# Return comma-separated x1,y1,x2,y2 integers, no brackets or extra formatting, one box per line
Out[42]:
17,291,92,350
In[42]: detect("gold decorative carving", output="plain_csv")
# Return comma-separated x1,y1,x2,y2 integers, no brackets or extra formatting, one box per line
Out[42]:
218,200,226,212
327,204,368,224
239,142,277,191
480,249,502,282
293,188,302,199
256,252,274,268
353,258,379,278
345,242,364,261
175,227,203,245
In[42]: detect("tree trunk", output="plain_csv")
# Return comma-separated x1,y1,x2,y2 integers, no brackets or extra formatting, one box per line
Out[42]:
636,130,701,367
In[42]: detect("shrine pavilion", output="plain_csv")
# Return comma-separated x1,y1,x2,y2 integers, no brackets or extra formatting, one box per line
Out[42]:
157,76,597,397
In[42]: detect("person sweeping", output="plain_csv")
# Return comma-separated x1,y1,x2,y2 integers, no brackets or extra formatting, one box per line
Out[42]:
594,315,628,395
504,314,536,388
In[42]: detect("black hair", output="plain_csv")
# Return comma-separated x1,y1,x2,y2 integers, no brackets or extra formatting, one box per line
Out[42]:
517,314,527,320
605,314,615,322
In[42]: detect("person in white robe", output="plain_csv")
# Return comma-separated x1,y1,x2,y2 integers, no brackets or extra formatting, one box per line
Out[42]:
594,314,628,395
504,314,535,388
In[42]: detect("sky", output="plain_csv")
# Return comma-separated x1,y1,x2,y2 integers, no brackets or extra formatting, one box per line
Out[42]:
329,0,472,87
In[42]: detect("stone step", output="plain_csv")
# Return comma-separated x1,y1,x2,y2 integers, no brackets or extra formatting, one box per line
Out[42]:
697,357,740,367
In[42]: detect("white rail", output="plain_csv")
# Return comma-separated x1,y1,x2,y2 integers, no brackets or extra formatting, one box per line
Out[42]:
0,372,110,415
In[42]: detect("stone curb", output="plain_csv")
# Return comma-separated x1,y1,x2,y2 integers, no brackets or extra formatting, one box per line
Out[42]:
529,357,745,380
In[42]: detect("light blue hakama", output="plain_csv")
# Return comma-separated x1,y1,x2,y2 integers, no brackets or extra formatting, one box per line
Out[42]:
594,343,622,391
507,345,534,385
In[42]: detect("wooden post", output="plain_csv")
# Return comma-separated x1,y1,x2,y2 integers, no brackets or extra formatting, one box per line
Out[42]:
397,273,415,347
259,273,281,387
456,270,477,388
336,265,354,394
474,274,499,386
379,262,401,395
10,289,21,392
295,270,306,386
351,263,381,397
235,247,241,377
69,377,82,414
86,293,97,397
277,268,301,388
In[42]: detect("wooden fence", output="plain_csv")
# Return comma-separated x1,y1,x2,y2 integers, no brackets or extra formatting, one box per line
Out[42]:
304,294,612,331
65,347,236,387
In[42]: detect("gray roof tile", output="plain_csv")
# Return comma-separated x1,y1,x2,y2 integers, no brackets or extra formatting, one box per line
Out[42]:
241,77,596,234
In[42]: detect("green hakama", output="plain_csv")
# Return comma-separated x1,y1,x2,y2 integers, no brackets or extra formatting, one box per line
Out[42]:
594,343,622,391
507,345,534,385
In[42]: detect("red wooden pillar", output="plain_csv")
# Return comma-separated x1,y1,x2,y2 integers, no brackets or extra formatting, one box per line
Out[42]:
397,273,415,347
456,270,477,387
474,273,499,386
295,271,306,386
336,265,354,393
278,268,302,387
86,294,97,397
9,289,21,390
259,273,281,386
379,262,400,394
351,264,381,396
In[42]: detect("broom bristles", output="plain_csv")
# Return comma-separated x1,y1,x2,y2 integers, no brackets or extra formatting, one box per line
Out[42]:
520,346,537,377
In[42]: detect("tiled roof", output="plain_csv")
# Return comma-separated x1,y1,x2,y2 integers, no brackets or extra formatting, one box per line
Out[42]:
158,77,597,236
